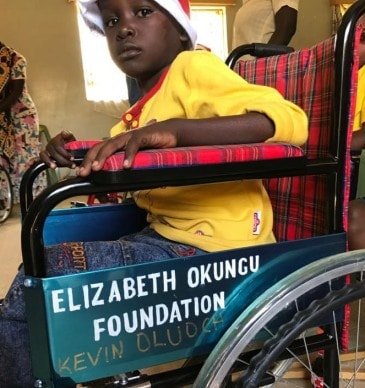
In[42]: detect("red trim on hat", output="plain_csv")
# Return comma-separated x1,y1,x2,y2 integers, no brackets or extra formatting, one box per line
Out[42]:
179,0,191,17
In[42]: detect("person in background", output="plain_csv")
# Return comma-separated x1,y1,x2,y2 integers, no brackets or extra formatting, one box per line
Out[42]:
0,0,308,385
232,0,299,51
0,41,46,203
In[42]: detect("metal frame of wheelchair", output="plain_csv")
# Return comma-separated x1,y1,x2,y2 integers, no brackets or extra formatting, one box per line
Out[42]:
19,2,365,386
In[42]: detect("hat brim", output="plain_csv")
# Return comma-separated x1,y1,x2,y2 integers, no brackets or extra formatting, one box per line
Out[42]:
77,0,197,47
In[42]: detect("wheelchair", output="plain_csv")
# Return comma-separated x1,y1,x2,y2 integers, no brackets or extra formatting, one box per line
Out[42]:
18,1,365,386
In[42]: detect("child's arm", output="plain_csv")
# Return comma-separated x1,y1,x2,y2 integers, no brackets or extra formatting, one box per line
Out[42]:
351,127,365,151
76,112,275,176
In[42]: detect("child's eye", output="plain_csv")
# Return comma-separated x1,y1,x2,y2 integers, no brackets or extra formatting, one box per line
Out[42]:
136,8,153,18
104,17,118,28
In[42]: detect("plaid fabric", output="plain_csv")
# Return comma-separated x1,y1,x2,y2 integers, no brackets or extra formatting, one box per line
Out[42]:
65,140,99,150
65,140,304,169
238,35,360,241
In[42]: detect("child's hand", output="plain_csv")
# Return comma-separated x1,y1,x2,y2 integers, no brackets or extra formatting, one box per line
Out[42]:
40,130,77,169
77,122,178,176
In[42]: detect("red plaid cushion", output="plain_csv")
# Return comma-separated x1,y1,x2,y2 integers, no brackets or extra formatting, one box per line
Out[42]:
65,140,304,170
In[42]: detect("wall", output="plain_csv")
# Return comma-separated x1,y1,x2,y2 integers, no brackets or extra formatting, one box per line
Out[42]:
0,0,120,139
291,0,333,49
1,0,333,140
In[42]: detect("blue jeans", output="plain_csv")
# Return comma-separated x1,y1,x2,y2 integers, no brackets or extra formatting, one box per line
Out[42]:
0,227,206,387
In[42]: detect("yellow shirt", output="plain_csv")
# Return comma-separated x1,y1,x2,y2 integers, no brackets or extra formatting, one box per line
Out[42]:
340,4,353,16
354,65,365,131
111,50,308,252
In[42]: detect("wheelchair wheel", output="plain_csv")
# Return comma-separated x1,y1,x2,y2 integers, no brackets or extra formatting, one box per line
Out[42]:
194,250,365,387
0,165,13,223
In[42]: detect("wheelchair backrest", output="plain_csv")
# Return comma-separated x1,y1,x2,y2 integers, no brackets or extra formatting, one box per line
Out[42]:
237,33,360,241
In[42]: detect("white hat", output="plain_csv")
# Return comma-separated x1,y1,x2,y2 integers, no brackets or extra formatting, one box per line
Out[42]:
77,0,197,48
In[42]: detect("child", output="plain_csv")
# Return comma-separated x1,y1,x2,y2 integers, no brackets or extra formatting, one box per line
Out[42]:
0,0,308,386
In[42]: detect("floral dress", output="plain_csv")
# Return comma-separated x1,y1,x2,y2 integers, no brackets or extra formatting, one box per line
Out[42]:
3,51,47,203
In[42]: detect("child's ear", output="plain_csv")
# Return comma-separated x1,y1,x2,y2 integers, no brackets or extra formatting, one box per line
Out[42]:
179,32,190,46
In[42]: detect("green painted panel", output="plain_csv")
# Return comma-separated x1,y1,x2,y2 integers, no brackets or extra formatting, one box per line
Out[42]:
25,233,345,385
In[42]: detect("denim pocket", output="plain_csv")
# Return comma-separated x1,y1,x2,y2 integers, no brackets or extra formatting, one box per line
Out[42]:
168,244,198,257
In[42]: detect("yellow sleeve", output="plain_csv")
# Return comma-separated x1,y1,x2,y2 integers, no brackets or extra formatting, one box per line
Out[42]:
354,66,365,132
172,51,308,146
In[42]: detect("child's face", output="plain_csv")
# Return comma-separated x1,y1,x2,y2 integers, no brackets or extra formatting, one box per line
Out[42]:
98,0,189,88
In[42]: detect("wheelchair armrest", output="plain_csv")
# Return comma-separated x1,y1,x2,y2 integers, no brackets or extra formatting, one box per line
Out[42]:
65,140,305,186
